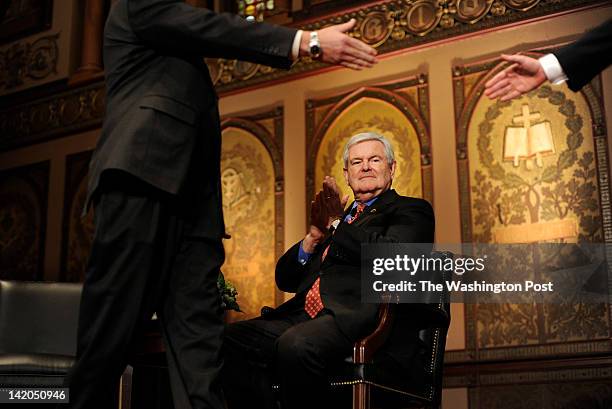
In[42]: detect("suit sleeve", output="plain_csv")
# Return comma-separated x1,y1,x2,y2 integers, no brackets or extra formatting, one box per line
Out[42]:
331,199,435,260
127,0,297,69
275,242,310,293
553,19,612,92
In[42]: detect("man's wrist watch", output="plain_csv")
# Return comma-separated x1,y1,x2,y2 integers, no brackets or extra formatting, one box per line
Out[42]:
309,31,322,59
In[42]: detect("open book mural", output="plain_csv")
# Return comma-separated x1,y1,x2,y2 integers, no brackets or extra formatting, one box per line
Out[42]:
503,104,555,169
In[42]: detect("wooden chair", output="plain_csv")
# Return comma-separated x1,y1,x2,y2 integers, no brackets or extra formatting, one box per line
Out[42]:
275,252,452,409
328,300,450,409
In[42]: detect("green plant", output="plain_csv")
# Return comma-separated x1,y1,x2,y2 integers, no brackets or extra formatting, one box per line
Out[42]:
217,272,241,312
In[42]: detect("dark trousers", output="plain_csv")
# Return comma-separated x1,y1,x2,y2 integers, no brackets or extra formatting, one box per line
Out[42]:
64,174,225,409
222,306,353,409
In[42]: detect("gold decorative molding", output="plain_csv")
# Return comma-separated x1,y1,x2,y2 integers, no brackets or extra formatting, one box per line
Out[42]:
211,0,607,94
0,33,59,92
444,357,612,388
0,81,105,151
467,374,612,409
445,338,612,364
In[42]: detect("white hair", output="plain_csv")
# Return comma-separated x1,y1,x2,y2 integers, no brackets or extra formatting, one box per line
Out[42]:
342,132,395,168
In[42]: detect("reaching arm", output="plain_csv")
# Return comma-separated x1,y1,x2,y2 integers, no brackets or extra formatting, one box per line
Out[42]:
127,0,377,70
485,19,612,100
554,18,612,91
128,0,296,68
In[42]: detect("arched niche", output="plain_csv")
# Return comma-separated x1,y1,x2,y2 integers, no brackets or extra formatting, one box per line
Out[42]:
220,108,284,321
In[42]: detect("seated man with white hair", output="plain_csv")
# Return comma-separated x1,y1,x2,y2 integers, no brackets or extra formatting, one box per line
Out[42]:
221,132,435,409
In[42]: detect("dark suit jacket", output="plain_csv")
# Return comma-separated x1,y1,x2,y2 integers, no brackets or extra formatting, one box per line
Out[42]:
554,18,612,92
274,189,435,341
88,0,297,238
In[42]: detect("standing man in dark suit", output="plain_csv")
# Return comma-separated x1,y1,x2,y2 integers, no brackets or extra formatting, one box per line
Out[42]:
222,133,435,409
64,1,378,409
484,18,612,101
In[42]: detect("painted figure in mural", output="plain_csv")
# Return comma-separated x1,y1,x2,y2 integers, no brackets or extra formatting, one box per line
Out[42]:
484,18,612,101
221,132,435,409
220,166,253,269
63,1,378,408
221,167,253,229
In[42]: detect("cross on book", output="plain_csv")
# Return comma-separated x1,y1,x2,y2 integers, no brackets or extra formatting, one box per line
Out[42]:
503,104,555,169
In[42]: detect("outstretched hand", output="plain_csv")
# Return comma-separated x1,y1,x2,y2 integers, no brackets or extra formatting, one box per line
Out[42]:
484,54,547,101
300,19,378,70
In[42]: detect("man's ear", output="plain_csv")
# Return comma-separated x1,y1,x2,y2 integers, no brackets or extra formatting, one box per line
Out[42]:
390,160,396,178
343,168,349,185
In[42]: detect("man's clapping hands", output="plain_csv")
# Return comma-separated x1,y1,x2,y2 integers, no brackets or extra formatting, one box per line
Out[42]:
302,177,349,252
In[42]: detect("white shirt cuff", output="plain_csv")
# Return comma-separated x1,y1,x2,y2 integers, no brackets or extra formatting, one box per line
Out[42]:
539,53,568,85
291,30,303,60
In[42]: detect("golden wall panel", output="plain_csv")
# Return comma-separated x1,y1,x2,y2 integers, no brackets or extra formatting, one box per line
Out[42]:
220,108,284,321
0,81,105,151
453,51,612,360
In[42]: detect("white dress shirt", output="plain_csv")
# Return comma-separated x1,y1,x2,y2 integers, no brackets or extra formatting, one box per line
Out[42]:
539,53,569,85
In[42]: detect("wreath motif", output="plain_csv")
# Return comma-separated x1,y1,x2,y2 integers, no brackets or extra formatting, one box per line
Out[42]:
474,85,600,243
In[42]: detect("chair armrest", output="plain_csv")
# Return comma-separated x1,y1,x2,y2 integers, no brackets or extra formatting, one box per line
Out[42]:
353,303,396,364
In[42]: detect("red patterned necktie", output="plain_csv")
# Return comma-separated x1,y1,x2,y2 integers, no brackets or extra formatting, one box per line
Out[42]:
305,203,367,319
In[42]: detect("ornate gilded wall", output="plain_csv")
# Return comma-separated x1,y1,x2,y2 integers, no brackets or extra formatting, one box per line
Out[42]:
0,0,77,96
0,2,610,407
453,51,612,361
220,107,285,321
